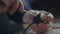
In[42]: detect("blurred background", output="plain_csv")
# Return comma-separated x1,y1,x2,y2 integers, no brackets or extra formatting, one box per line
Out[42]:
23,0,60,18
32,0,60,18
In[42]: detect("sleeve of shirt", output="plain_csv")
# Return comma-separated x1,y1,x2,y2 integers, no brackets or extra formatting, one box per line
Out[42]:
9,22,23,33
0,13,23,34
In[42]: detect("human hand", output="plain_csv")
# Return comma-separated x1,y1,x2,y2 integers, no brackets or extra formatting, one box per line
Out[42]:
31,23,49,33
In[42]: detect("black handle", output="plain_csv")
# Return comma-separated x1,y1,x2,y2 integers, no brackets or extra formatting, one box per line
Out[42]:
33,14,41,24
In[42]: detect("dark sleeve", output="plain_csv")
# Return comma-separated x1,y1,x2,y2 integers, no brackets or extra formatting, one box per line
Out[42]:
9,22,23,33
7,11,24,23
0,13,23,34
0,13,11,34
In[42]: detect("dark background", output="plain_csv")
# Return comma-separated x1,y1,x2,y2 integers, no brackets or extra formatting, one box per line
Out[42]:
31,0,60,18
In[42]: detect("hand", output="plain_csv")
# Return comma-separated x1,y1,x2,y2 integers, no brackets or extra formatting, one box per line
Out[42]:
42,15,53,24
7,0,19,15
31,23,49,33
